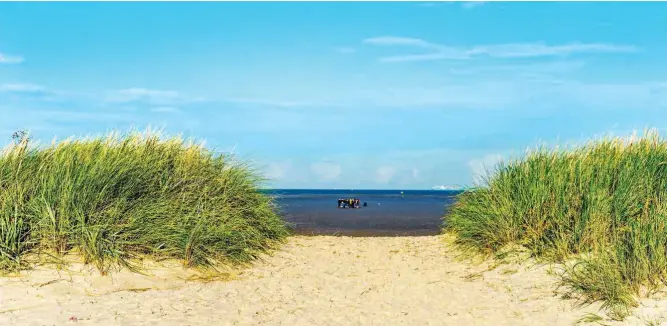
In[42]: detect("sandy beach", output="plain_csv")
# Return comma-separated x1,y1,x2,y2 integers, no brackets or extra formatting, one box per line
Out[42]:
2,236,666,326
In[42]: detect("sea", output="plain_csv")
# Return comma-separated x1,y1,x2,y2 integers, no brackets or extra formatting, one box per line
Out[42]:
262,189,463,236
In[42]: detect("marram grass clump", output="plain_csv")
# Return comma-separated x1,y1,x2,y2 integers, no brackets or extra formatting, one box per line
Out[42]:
445,130,667,320
0,130,288,275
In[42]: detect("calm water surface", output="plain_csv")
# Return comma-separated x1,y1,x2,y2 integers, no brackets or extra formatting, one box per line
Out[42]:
263,189,462,236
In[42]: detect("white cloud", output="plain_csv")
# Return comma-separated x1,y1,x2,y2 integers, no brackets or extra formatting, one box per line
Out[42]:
375,166,397,184
470,43,638,58
310,162,342,181
151,106,180,113
0,53,24,64
352,82,526,108
22,110,132,124
0,83,46,93
336,47,356,54
107,88,179,103
461,1,485,9
364,36,437,48
353,79,666,110
258,148,508,189
206,78,666,112
412,168,420,180
105,88,202,105
469,154,505,185
210,78,665,114
449,61,587,78
419,1,475,8
264,162,292,180
0,83,63,100
225,97,318,108
363,36,638,63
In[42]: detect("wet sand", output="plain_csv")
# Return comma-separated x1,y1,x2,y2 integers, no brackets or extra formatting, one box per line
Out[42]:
2,236,666,326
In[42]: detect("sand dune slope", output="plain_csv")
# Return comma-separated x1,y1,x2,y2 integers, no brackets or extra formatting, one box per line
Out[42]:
2,236,666,325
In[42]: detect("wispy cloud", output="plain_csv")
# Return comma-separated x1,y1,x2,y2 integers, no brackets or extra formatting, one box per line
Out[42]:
471,43,638,58
448,60,587,77
375,166,397,184
0,52,24,64
264,161,293,181
310,162,342,181
461,1,485,9
106,88,181,104
261,148,486,188
363,36,639,62
225,97,322,108
352,83,523,108
417,1,483,9
0,83,47,93
336,47,356,54
365,36,436,48
3,84,202,107
335,79,666,110
151,106,181,113
6,109,134,126
0,83,64,101
211,78,665,112
105,88,204,106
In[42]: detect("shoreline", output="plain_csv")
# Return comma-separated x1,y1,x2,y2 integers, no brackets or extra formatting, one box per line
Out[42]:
3,235,665,325
289,227,441,237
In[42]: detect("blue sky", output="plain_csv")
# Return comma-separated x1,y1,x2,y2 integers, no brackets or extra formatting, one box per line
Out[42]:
1,1,666,189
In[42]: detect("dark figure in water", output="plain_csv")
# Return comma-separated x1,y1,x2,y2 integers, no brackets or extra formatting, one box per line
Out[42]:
338,198,365,208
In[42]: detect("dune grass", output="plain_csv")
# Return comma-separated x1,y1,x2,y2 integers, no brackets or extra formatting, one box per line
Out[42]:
0,130,289,275
445,130,667,320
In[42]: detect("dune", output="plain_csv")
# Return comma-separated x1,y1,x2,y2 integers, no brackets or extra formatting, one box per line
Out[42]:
2,236,666,326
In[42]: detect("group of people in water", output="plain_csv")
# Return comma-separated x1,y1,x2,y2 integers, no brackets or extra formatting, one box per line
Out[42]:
338,198,367,208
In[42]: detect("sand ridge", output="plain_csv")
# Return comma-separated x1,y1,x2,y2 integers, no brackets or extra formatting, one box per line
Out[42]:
1,236,666,325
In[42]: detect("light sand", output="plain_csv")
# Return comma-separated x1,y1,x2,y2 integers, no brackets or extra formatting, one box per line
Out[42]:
2,236,667,326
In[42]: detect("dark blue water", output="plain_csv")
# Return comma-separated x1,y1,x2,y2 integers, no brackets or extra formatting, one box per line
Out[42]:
263,189,463,236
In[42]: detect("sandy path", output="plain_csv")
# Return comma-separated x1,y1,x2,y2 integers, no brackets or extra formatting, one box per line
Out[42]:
1,236,666,325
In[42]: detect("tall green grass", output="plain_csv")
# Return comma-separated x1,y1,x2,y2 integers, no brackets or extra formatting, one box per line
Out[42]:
445,130,667,320
0,130,288,275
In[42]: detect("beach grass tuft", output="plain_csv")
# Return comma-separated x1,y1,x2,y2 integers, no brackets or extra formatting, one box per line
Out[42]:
0,129,288,274
444,129,667,320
